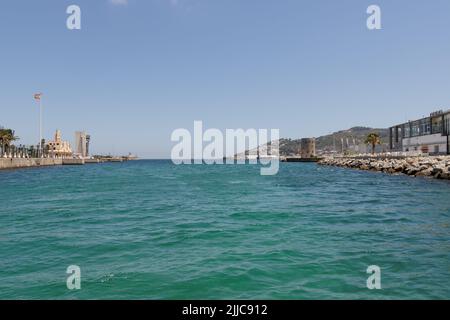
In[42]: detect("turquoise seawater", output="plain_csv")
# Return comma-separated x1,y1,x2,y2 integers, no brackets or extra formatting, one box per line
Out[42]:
0,160,449,299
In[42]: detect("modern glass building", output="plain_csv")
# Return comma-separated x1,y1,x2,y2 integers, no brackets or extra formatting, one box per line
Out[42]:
389,110,450,154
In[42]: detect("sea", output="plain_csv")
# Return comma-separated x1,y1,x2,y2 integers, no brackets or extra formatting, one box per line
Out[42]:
0,160,449,299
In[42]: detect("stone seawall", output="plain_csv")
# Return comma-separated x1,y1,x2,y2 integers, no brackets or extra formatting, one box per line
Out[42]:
0,158,63,170
318,156,450,180
62,159,85,165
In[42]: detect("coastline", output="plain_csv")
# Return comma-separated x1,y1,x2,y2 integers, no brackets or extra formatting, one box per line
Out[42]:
0,157,136,171
318,155,450,180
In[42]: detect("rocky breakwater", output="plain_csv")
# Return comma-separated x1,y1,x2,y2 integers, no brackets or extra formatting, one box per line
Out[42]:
318,156,450,180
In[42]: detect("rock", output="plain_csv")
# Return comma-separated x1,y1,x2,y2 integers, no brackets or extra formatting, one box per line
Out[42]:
406,167,420,175
387,168,396,174
415,167,433,177
436,171,450,179
317,155,450,180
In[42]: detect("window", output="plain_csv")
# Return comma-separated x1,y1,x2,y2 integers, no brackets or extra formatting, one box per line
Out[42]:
434,145,439,153
423,121,431,135
432,117,443,134
404,125,410,138
411,122,420,137
444,115,450,135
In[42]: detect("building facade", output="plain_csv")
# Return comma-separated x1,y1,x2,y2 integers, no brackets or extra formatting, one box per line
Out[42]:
389,110,450,154
46,130,72,158
74,131,90,158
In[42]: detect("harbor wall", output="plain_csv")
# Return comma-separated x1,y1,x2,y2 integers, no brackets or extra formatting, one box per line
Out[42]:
62,159,85,165
0,158,63,170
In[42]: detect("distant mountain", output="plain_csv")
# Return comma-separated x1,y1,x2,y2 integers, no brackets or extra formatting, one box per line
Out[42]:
279,127,389,156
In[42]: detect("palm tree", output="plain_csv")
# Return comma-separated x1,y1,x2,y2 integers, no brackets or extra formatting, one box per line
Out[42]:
0,129,6,156
0,129,19,156
365,133,381,155
0,128,2,156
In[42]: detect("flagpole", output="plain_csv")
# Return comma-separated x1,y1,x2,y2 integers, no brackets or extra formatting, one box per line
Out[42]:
39,97,41,155
35,93,43,157
39,95,43,157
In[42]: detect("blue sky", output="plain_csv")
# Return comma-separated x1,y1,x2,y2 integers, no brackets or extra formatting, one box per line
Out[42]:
1,0,450,158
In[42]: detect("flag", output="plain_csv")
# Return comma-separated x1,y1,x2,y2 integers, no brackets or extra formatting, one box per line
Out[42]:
34,93,42,101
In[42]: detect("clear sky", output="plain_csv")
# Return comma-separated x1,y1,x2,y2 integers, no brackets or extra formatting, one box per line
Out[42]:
1,0,450,158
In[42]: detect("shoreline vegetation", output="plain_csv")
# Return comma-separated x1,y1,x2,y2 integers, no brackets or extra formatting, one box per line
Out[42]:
318,155,450,180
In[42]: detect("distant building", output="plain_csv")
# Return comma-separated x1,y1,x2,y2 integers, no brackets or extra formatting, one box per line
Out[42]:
86,134,90,156
346,143,369,154
46,130,72,158
389,110,450,154
74,131,90,158
300,138,316,158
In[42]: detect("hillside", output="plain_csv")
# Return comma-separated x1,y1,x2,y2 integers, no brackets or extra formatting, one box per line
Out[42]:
279,127,389,156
